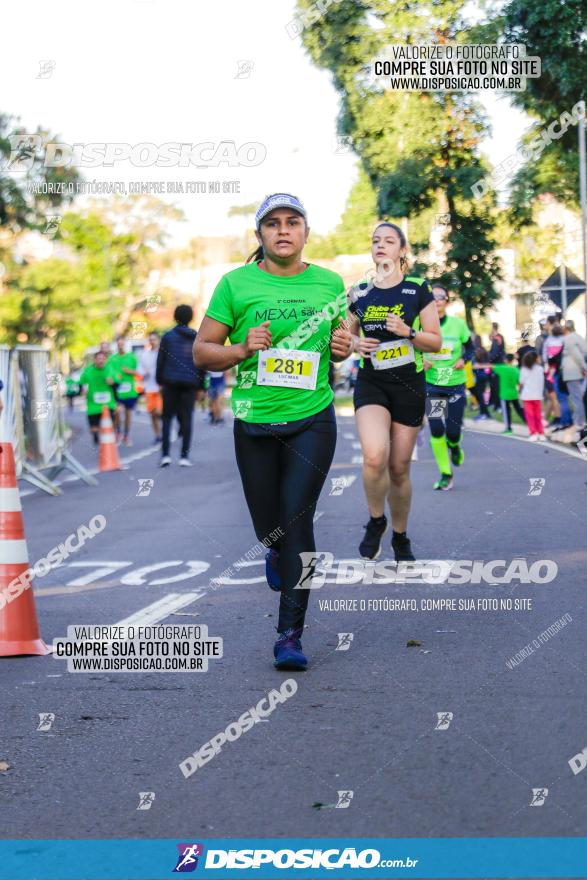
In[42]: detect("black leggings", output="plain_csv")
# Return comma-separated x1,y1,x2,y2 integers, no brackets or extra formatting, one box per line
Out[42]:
472,374,491,416
427,384,466,444
162,385,196,457
501,399,525,430
233,404,337,633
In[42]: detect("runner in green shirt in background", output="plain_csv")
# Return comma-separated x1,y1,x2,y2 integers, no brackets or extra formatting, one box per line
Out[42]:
108,336,139,446
423,286,475,491
79,351,116,446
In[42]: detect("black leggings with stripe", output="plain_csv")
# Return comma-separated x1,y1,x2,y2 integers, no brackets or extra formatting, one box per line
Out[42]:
426,383,467,444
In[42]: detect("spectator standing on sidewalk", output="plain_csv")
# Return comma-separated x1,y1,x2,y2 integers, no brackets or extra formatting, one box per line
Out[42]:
488,322,505,411
471,346,491,420
519,351,546,441
562,320,587,438
544,323,573,431
156,304,205,467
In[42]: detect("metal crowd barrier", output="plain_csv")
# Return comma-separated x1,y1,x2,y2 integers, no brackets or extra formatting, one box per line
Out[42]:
0,345,97,496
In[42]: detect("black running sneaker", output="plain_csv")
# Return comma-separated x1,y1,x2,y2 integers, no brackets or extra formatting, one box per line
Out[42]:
359,515,388,559
391,531,415,562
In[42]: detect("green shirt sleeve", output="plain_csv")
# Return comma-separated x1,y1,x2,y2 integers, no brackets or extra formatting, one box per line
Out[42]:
460,320,470,343
206,276,235,328
79,367,89,386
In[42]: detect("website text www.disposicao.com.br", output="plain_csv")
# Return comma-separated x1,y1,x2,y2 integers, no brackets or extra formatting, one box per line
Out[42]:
199,847,418,870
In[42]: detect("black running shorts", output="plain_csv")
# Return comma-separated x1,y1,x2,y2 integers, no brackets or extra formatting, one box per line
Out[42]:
353,369,426,427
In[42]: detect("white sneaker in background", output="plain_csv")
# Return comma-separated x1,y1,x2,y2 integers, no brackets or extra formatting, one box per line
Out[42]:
179,457,193,467
528,434,538,442
159,455,172,467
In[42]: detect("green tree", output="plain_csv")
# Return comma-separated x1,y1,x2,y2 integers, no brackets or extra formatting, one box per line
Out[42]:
493,0,586,217
0,114,80,235
297,0,502,329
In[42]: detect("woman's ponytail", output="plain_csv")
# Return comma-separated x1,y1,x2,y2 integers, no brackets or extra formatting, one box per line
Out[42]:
246,245,264,264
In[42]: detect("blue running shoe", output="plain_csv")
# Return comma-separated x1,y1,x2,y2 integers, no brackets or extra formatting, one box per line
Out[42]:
273,628,307,671
265,550,281,591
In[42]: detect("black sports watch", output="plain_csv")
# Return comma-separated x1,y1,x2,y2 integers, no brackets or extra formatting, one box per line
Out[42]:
408,327,417,341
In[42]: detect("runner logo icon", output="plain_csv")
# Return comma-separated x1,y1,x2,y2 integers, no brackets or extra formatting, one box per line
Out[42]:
427,398,447,418
530,788,548,806
336,633,354,651
173,843,204,872
295,552,334,589
435,712,453,730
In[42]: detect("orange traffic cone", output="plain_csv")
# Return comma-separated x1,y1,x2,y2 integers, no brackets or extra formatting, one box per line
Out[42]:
98,406,122,472
0,442,49,656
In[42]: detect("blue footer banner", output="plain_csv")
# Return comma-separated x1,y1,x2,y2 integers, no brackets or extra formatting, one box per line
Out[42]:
0,838,585,879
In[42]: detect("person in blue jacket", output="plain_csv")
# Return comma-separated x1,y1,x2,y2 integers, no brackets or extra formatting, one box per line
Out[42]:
156,304,205,467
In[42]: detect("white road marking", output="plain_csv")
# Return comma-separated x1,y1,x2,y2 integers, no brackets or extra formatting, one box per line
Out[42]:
114,592,206,629
313,510,324,522
343,432,355,440
351,442,362,450
119,560,210,586
65,561,133,587
465,426,587,461
20,446,159,497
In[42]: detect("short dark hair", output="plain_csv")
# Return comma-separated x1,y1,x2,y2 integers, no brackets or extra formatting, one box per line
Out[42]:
506,353,515,363
174,304,193,325
523,350,538,368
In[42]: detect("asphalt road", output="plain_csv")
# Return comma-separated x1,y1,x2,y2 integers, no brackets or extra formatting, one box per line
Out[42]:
2,400,587,852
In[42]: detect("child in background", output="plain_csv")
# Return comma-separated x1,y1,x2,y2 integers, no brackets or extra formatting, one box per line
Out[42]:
489,354,526,434
519,351,546,441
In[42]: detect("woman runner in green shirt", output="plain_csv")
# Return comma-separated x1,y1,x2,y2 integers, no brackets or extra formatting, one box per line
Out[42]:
194,194,353,671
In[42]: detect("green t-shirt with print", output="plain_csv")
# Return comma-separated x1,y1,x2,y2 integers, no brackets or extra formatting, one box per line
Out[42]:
205,262,347,423
491,364,520,401
424,314,470,387
79,364,116,415
108,352,139,399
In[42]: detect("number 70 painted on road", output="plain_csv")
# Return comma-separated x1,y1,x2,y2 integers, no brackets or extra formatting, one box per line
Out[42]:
64,559,269,587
